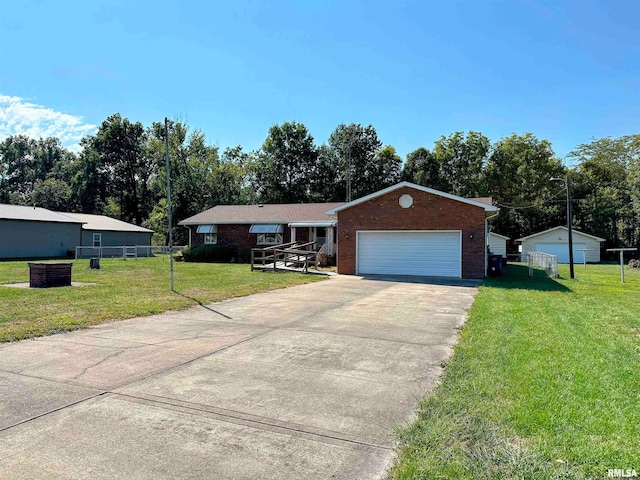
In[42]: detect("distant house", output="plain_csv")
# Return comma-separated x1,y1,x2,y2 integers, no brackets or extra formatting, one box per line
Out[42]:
60,213,153,250
0,204,153,259
178,203,343,256
488,232,509,258
517,226,605,263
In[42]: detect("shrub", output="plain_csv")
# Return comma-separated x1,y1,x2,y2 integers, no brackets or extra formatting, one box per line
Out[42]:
182,244,234,263
238,248,252,264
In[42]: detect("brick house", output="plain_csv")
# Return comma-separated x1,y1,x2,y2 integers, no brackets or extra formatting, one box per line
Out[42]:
179,182,499,279
178,203,343,256
325,182,499,279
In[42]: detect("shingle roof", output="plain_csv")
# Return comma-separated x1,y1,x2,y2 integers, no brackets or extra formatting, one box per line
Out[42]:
179,203,344,225
0,204,85,224
61,213,154,233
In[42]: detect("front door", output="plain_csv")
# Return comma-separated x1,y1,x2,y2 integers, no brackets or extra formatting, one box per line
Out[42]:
314,227,327,251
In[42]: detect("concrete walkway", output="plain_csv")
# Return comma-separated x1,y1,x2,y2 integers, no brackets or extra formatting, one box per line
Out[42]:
0,275,478,479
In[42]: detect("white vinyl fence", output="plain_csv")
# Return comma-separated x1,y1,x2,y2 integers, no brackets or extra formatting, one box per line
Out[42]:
527,252,559,278
75,245,185,260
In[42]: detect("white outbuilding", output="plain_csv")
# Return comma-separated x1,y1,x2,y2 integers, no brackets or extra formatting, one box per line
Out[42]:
516,226,605,263
488,232,509,258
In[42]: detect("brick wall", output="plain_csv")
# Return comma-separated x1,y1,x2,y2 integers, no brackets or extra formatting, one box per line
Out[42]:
336,187,486,279
188,224,292,251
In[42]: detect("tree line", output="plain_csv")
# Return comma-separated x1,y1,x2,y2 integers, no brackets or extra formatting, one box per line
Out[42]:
1,113,639,252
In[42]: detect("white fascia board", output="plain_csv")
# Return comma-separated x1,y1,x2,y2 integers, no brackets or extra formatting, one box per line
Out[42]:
489,232,510,240
325,182,499,215
516,226,605,242
288,221,336,228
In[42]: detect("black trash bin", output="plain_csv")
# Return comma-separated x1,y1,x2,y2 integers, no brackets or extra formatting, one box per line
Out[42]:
488,254,502,276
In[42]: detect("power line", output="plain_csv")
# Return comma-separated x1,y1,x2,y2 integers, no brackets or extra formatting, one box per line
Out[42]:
495,187,566,210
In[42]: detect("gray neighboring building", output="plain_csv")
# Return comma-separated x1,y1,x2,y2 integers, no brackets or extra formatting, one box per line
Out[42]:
0,204,85,259
0,204,154,259
61,213,154,248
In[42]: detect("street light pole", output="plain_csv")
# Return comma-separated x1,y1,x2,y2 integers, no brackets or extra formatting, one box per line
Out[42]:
552,177,575,279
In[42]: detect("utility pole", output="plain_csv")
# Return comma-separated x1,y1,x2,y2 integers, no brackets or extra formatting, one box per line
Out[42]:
165,117,174,291
346,146,352,202
551,177,574,279
566,177,575,279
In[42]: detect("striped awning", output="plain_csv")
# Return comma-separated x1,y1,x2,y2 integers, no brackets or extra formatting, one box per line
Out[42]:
249,224,284,234
196,224,217,234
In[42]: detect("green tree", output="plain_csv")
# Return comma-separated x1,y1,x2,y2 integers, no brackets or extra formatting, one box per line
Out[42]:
326,123,400,200
432,131,490,197
485,133,566,241
83,114,155,224
30,178,72,211
402,147,446,190
253,121,318,203
569,135,640,248
0,135,74,205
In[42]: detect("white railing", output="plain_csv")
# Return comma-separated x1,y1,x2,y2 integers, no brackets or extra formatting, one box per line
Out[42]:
75,245,186,259
528,252,558,278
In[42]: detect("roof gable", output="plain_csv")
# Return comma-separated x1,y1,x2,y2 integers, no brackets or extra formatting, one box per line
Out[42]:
325,182,499,215
489,232,510,240
516,226,605,242
60,213,154,233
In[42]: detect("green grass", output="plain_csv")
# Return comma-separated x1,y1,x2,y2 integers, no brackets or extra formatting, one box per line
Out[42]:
0,257,324,342
392,263,640,480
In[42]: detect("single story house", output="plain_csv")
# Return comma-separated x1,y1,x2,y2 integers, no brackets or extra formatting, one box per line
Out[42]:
517,226,605,263
60,213,154,249
488,232,510,258
326,182,499,279
181,182,499,279
0,204,86,258
178,203,344,256
0,203,154,259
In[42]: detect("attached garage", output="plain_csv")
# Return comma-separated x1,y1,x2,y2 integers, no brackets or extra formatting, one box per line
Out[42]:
517,226,605,264
326,182,500,279
357,231,462,277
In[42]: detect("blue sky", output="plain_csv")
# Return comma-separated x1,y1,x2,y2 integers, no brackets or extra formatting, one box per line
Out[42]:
1,0,638,163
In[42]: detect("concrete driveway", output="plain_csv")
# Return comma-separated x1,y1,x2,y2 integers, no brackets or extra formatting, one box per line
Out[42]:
0,275,478,479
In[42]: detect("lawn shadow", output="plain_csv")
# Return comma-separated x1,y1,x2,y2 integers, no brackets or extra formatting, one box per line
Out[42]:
486,263,572,292
174,290,233,319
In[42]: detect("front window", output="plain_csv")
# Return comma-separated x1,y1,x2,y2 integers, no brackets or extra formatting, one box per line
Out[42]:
204,233,217,244
257,233,283,245
93,233,101,247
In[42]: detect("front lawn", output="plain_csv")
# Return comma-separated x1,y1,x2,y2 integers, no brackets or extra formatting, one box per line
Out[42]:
393,263,640,479
0,257,324,342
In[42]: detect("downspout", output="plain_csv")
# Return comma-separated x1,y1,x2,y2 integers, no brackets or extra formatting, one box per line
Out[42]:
485,211,499,276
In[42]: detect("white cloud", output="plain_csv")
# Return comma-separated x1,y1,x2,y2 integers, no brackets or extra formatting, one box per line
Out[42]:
0,94,96,151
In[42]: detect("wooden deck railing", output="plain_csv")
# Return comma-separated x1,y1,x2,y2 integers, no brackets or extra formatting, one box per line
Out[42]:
251,241,319,273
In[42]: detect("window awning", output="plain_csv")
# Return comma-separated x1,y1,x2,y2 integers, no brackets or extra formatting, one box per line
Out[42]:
249,224,284,234
196,224,217,234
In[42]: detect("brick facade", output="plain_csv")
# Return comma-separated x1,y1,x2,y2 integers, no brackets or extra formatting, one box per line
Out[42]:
336,187,487,279
188,224,293,251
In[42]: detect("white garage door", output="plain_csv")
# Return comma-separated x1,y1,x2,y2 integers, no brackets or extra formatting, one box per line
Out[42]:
357,231,461,277
534,243,586,264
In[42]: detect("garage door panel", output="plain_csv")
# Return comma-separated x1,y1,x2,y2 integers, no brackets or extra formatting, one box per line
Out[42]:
357,231,461,277
534,243,586,264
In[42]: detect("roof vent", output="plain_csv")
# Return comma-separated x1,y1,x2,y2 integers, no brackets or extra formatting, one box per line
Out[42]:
258,204,264,208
